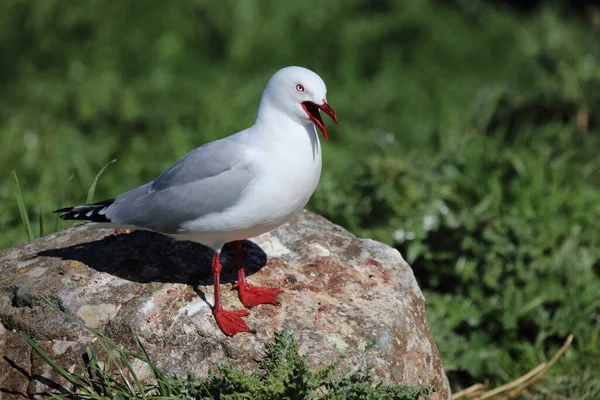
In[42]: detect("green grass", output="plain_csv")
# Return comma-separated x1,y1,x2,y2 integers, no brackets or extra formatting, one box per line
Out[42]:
10,171,35,240
2,0,600,397
86,159,116,204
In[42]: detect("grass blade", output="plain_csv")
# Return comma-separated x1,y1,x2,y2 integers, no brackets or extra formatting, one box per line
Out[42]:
92,332,136,396
38,205,44,237
55,174,74,231
85,347,108,396
20,332,84,390
86,159,116,204
135,335,170,395
11,171,34,240
118,350,146,399
47,394,70,400
77,358,97,396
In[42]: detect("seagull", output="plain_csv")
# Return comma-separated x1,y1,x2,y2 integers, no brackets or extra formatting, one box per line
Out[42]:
55,66,338,336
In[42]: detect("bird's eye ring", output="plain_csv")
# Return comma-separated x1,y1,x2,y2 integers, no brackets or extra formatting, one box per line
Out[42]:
295,84,304,93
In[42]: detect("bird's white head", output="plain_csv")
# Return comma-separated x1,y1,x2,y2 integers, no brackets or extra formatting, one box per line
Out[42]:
259,66,338,140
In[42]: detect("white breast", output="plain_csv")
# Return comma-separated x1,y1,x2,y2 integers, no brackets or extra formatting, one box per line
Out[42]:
177,123,322,248
248,125,322,224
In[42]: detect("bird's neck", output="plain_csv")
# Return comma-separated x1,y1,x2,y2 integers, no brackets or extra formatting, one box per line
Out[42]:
251,102,320,160
253,101,312,139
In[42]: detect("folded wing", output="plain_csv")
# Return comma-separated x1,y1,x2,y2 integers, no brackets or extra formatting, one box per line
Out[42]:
58,137,252,234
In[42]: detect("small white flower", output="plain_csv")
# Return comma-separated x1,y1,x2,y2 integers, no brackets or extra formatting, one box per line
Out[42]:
393,228,415,243
437,200,450,216
392,229,406,243
422,214,439,231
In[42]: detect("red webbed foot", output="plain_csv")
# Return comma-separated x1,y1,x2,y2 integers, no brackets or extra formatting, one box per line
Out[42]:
213,307,253,336
234,283,283,308
231,241,283,308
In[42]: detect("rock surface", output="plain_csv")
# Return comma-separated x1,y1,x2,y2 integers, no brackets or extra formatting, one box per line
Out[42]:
0,210,450,399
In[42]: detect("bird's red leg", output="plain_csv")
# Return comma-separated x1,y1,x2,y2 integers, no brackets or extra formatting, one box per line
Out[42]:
232,241,282,308
211,251,253,336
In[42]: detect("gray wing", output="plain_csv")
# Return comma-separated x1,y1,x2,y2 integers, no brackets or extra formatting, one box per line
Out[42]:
105,138,252,233
151,138,243,191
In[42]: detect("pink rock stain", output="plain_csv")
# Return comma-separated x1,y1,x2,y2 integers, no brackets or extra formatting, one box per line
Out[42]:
314,304,334,330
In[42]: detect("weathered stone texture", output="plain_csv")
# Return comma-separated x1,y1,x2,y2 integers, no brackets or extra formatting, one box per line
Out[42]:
0,210,450,399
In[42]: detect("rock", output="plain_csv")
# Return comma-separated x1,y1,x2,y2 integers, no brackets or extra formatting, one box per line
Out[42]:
0,210,451,399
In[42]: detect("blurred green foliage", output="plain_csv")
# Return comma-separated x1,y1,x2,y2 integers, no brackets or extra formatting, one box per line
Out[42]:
1,0,599,397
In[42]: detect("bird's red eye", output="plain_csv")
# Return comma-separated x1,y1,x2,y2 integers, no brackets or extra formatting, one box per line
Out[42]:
295,84,304,93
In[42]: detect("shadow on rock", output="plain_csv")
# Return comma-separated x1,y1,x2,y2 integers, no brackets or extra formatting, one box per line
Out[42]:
37,230,267,286
2,356,69,398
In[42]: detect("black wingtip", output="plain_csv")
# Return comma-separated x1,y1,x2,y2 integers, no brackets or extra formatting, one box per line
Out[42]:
54,199,115,222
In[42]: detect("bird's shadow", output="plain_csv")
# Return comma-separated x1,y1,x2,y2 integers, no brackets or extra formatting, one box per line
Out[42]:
37,230,267,287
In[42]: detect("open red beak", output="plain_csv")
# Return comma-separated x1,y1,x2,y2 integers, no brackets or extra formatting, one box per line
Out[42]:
301,100,338,140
